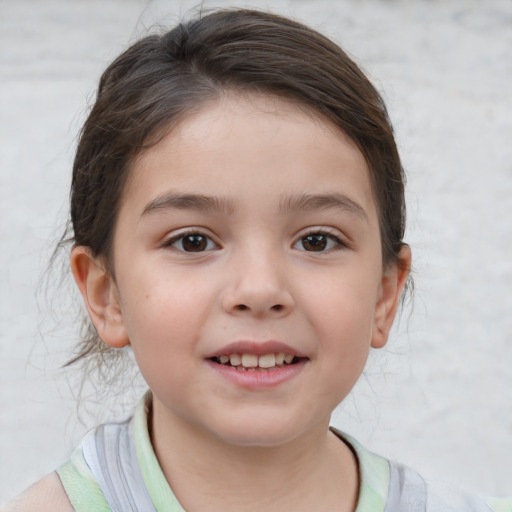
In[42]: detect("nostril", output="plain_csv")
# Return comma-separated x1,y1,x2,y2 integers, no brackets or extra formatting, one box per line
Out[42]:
271,304,284,311
235,304,249,311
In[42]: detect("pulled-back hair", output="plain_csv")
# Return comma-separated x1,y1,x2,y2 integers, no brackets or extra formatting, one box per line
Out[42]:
66,8,407,379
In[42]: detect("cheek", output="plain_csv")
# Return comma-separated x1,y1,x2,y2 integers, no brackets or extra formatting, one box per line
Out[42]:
125,293,195,350
119,271,217,368
304,267,380,373
124,291,197,395
122,265,210,331
308,266,380,333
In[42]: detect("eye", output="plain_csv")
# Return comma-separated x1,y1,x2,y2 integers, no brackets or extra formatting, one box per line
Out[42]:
165,232,218,252
294,231,344,252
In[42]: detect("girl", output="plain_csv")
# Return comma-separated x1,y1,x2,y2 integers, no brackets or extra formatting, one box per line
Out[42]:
5,8,511,512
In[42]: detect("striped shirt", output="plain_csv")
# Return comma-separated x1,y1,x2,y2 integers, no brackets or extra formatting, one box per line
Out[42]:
57,393,511,512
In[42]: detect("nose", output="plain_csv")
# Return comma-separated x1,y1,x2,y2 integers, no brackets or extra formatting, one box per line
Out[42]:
221,250,295,318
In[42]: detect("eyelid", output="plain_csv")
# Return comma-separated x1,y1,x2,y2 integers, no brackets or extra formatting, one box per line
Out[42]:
162,228,220,252
293,227,348,251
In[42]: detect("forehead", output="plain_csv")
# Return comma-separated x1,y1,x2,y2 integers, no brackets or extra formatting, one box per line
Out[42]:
122,93,376,219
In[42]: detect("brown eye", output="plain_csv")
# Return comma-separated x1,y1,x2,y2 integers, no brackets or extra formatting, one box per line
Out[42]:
295,232,343,252
301,234,327,251
182,234,208,251
167,232,217,252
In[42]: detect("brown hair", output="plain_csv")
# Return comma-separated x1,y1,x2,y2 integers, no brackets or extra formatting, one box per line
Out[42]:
65,8,408,379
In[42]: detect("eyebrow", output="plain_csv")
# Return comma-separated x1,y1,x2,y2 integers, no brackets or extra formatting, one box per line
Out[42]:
141,192,236,217
141,191,368,222
280,192,369,222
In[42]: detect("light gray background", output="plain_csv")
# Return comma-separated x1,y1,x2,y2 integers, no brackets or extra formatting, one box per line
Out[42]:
1,0,511,503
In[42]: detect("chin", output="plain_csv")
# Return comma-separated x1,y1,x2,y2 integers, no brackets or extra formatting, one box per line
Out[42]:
207,415,315,448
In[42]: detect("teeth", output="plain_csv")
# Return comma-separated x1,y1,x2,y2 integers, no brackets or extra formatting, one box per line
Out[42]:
258,353,276,368
217,352,298,369
229,354,242,366
241,354,258,368
275,352,285,365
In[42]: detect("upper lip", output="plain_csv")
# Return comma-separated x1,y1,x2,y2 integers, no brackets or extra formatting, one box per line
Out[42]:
205,341,307,359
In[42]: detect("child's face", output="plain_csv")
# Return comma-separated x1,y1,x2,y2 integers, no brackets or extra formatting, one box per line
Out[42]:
85,94,406,446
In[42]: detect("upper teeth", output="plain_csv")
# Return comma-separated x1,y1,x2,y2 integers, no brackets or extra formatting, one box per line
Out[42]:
216,352,296,369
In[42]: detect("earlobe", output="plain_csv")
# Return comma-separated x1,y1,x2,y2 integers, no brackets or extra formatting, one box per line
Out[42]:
371,245,412,349
70,246,129,349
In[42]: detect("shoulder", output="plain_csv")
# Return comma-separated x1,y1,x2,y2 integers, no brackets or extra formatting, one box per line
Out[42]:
331,429,510,512
2,472,74,512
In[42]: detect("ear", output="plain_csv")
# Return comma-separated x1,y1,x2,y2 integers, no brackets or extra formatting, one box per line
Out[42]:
371,245,412,349
70,246,130,348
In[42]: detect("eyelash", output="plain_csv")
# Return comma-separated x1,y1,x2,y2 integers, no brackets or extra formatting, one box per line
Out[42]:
162,230,218,253
162,228,346,254
293,229,346,253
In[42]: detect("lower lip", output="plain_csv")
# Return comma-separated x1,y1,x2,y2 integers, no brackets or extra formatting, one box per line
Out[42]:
206,360,308,389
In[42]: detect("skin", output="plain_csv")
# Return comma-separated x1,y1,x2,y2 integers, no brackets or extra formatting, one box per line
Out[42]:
2,473,73,512
6,94,410,511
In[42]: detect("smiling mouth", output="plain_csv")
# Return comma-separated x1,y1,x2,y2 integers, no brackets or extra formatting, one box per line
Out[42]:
209,352,305,371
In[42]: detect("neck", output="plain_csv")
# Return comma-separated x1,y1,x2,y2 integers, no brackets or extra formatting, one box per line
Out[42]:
150,399,359,512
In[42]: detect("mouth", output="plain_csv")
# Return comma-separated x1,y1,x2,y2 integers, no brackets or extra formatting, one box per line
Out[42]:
209,352,306,371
